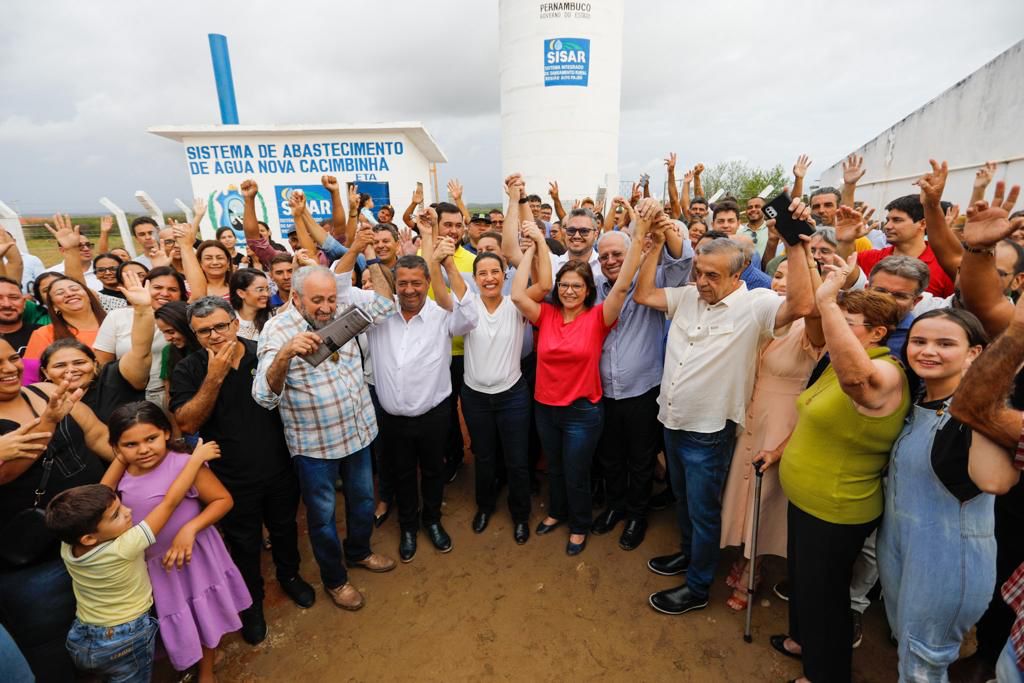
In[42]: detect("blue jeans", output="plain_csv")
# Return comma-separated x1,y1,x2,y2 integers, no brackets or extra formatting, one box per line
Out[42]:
0,622,33,683
65,613,158,683
0,557,76,681
998,637,1023,682
293,449,375,589
462,378,532,521
664,422,737,599
534,399,604,534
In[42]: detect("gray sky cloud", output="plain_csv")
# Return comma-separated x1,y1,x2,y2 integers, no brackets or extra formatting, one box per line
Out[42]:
1,0,1022,213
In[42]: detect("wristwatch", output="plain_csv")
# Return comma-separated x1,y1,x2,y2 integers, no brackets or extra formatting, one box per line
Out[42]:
364,258,382,266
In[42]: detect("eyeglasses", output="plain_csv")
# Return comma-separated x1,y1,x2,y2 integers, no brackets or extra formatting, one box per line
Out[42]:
192,321,233,338
94,266,118,274
78,242,94,249
162,239,177,246
564,227,593,237
868,286,915,302
557,282,585,292
598,252,624,262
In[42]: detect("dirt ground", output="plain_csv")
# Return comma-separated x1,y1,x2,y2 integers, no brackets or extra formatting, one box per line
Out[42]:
154,464,901,683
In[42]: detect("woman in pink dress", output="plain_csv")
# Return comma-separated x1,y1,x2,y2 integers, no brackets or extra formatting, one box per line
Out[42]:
719,256,825,611
102,401,251,682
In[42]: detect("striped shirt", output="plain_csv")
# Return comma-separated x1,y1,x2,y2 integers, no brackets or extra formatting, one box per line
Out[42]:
252,277,395,460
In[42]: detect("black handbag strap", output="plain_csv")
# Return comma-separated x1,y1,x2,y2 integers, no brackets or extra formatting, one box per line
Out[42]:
19,388,52,506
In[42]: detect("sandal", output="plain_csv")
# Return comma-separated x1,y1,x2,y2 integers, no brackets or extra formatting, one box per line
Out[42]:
725,588,748,612
726,560,746,589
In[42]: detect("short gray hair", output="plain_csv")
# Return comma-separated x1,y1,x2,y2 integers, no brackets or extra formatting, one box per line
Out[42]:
597,230,631,252
811,226,838,248
696,239,745,275
187,296,236,324
292,265,335,296
565,207,598,231
869,255,930,294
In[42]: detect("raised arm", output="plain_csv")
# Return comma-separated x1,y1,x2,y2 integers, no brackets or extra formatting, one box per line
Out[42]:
320,175,347,240
633,224,669,313
427,231,456,312
288,190,319,257
97,215,113,255
815,253,903,410
692,163,705,200
971,162,997,207
501,174,526,269
665,154,682,220
115,270,154,390
345,183,360,247
773,198,817,330
447,179,471,224
46,214,85,284
172,220,206,301
403,184,424,230
549,181,567,222
917,159,962,279
0,231,22,285
841,154,866,208
511,242,542,324
680,168,694,222
792,154,812,200
958,181,1021,338
519,223,553,301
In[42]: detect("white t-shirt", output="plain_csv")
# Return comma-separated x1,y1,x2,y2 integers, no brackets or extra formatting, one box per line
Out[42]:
94,307,167,405
463,295,527,394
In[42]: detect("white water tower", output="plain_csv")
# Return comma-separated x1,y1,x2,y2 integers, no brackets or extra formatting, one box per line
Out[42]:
499,1,624,207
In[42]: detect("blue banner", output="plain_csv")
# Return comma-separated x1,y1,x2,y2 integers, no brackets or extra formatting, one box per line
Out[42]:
275,185,335,232
543,37,590,87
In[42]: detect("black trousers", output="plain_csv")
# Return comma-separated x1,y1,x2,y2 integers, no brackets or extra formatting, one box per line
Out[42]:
597,386,660,519
519,351,543,479
975,483,1024,663
381,400,451,532
218,471,302,604
444,355,467,471
368,385,394,505
788,503,878,683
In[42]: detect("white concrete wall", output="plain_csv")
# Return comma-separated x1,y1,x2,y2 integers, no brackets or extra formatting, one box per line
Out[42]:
819,40,1024,212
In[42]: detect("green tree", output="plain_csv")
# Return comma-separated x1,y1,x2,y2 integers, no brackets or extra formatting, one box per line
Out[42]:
700,161,789,206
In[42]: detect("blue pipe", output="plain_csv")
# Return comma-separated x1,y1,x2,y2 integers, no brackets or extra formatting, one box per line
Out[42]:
208,34,239,125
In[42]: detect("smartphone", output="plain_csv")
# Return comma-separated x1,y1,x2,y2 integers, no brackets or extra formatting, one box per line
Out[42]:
764,192,814,246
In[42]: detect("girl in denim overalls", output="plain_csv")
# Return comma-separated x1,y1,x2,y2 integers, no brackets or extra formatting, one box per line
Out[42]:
879,309,995,681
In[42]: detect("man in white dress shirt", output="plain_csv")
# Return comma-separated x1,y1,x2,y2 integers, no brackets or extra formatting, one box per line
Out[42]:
368,212,478,563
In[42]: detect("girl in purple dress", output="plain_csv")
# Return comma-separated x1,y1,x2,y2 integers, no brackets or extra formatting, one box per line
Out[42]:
101,402,250,682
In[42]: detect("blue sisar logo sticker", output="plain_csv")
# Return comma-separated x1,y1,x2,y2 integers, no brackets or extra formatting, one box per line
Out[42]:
544,38,590,87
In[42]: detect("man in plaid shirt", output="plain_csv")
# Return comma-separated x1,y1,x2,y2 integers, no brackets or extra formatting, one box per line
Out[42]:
254,229,396,612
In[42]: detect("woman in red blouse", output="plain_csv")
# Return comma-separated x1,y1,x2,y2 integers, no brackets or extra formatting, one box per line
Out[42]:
511,200,660,555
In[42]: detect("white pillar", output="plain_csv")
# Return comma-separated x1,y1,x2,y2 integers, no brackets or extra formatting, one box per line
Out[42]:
134,191,164,227
173,198,194,224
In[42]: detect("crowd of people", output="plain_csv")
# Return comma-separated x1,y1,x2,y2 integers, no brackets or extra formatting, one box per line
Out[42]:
1,154,1024,683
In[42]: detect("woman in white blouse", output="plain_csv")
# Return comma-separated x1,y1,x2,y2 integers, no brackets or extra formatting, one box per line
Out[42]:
461,224,551,545
229,268,273,341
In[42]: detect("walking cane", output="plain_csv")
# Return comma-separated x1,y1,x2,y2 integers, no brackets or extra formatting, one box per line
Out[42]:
743,466,765,643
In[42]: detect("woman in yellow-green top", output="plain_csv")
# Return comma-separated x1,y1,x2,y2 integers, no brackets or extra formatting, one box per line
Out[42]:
770,252,908,683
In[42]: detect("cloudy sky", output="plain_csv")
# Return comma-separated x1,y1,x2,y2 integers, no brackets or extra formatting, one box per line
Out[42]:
2,0,1022,214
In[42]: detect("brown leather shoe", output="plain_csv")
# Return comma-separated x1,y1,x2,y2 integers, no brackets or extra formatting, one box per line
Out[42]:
351,552,397,573
325,583,364,611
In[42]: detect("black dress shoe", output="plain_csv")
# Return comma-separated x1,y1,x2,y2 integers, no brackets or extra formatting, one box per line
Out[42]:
239,603,267,645
513,522,529,545
373,505,391,528
279,575,315,608
618,518,647,551
472,510,491,534
399,530,417,563
566,535,587,556
591,508,625,535
647,551,689,576
648,487,677,511
648,584,708,615
535,519,562,535
425,523,453,552
769,634,802,660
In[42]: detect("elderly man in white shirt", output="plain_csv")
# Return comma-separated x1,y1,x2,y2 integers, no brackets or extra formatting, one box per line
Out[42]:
633,196,816,617
368,211,479,563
